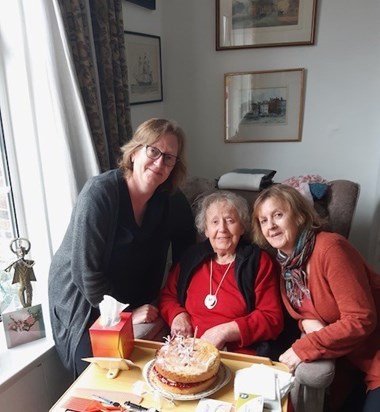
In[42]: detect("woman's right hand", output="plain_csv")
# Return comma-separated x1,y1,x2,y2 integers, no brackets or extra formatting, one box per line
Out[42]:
279,347,302,373
171,312,193,337
132,304,159,324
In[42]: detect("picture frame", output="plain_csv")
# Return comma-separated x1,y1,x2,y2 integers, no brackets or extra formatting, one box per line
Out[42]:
216,0,317,50
124,31,163,105
224,68,305,143
2,304,46,348
125,0,156,10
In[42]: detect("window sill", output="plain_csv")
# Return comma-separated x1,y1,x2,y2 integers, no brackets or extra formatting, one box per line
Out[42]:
0,321,55,390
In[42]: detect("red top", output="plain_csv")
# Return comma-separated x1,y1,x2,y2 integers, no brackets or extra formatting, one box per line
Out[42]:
159,251,283,354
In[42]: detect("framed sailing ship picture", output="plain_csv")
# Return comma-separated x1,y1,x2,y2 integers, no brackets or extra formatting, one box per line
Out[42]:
124,31,163,104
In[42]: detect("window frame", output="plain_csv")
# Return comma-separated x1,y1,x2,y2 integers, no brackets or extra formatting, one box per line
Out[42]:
0,110,19,242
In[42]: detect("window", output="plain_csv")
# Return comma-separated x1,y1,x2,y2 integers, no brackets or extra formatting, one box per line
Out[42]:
0,0,98,324
0,111,20,314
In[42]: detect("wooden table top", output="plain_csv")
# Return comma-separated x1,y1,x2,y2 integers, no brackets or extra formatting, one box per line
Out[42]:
50,339,289,411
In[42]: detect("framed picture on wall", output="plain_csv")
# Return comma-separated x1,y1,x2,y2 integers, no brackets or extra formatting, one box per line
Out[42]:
124,31,163,105
125,0,156,10
216,0,317,50
224,68,305,143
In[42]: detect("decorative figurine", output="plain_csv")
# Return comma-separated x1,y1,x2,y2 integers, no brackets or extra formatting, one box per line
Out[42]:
4,238,36,308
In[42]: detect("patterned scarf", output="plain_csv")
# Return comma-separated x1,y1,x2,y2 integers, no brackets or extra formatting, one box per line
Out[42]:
277,230,316,308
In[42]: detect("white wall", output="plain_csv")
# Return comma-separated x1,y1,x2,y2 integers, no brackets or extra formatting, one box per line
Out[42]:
0,346,72,411
122,1,165,127
123,0,380,267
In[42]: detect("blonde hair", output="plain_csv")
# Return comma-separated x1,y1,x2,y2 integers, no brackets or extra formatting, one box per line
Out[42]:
118,118,187,192
252,184,324,248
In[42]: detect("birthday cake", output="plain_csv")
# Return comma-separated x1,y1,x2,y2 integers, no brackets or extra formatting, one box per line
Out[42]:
150,335,221,395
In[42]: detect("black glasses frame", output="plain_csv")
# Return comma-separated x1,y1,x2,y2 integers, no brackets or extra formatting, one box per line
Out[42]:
143,145,179,167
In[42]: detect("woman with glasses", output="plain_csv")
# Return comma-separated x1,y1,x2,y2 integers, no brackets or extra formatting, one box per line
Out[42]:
48,118,196,377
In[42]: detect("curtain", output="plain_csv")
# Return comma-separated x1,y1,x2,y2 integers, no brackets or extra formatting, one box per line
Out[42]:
0,0,101,303
57,0,133,172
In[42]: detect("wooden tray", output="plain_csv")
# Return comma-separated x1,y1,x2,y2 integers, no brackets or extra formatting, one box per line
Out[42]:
50,339,289,411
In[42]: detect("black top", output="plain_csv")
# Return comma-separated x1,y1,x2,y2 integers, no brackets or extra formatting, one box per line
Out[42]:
48,169,196,371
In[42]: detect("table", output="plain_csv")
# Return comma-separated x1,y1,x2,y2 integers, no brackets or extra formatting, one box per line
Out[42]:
50,339,289,411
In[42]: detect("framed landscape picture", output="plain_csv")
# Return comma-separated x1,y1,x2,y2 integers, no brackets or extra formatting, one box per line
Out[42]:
224,68,305,143
124,31,163,105
216,0,317,50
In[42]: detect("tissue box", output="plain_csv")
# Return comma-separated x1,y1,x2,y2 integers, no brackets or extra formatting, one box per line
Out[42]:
236,393,264,412
89,312,134,358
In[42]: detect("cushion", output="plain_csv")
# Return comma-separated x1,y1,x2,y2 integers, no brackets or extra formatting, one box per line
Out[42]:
282,175,330,204
216,169,276,191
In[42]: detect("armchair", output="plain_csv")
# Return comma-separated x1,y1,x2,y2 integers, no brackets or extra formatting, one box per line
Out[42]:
180,176,360,412
135,175,361,412
181,177,360,239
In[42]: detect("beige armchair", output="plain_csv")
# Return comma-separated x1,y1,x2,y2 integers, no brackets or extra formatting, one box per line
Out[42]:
180,176,360,412
135,176,361,412
181,177,360,239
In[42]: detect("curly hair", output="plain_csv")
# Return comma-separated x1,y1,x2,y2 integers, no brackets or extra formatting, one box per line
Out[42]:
195,190,251,238
118,118,187,192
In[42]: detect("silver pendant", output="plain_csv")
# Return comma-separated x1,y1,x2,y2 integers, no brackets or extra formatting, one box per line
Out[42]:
204,294,217,309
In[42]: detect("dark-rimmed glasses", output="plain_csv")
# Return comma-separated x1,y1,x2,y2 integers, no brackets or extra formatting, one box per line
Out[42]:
143,145,179,167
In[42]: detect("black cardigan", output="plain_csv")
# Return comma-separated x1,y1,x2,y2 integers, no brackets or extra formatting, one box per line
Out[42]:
176,239,261,312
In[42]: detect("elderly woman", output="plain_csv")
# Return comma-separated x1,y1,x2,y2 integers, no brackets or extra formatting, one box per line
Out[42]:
252,184,380,411
159,190,283,355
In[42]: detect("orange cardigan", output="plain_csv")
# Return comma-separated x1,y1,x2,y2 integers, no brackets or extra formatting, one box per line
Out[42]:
281,232,380,390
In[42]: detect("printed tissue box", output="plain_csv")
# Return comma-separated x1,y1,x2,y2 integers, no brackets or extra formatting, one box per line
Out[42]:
89,312,134,358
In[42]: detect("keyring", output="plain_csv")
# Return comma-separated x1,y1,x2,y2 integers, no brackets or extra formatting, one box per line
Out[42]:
10,237,31,255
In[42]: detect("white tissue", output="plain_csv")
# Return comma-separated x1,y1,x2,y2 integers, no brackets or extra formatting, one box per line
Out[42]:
234,364,294,403
98,295,129,327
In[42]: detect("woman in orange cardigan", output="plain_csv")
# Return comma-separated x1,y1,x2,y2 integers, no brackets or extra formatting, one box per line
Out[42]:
252,184,380,412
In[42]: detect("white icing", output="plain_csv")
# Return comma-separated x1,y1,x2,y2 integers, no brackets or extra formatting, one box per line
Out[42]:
157,336,219,374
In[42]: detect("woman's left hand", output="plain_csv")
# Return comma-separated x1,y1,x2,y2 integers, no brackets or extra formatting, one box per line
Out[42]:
279,348,302,373
200,321,240,350
301,319,325,334
201,326,226,349
132,304,159,324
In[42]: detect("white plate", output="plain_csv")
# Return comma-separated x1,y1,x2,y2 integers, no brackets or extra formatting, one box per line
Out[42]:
142,359,232,401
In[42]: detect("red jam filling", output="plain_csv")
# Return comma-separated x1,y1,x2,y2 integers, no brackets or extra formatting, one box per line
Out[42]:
152,365,211,389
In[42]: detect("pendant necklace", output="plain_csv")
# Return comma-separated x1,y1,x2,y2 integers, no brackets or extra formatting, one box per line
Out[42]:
204,258,234,310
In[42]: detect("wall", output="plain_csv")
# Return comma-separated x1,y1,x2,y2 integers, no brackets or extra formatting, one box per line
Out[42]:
123,0,380,267
122,1,165,127
0,347,73,411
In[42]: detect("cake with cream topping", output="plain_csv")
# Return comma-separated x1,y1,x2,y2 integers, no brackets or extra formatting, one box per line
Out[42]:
150,335,221,395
